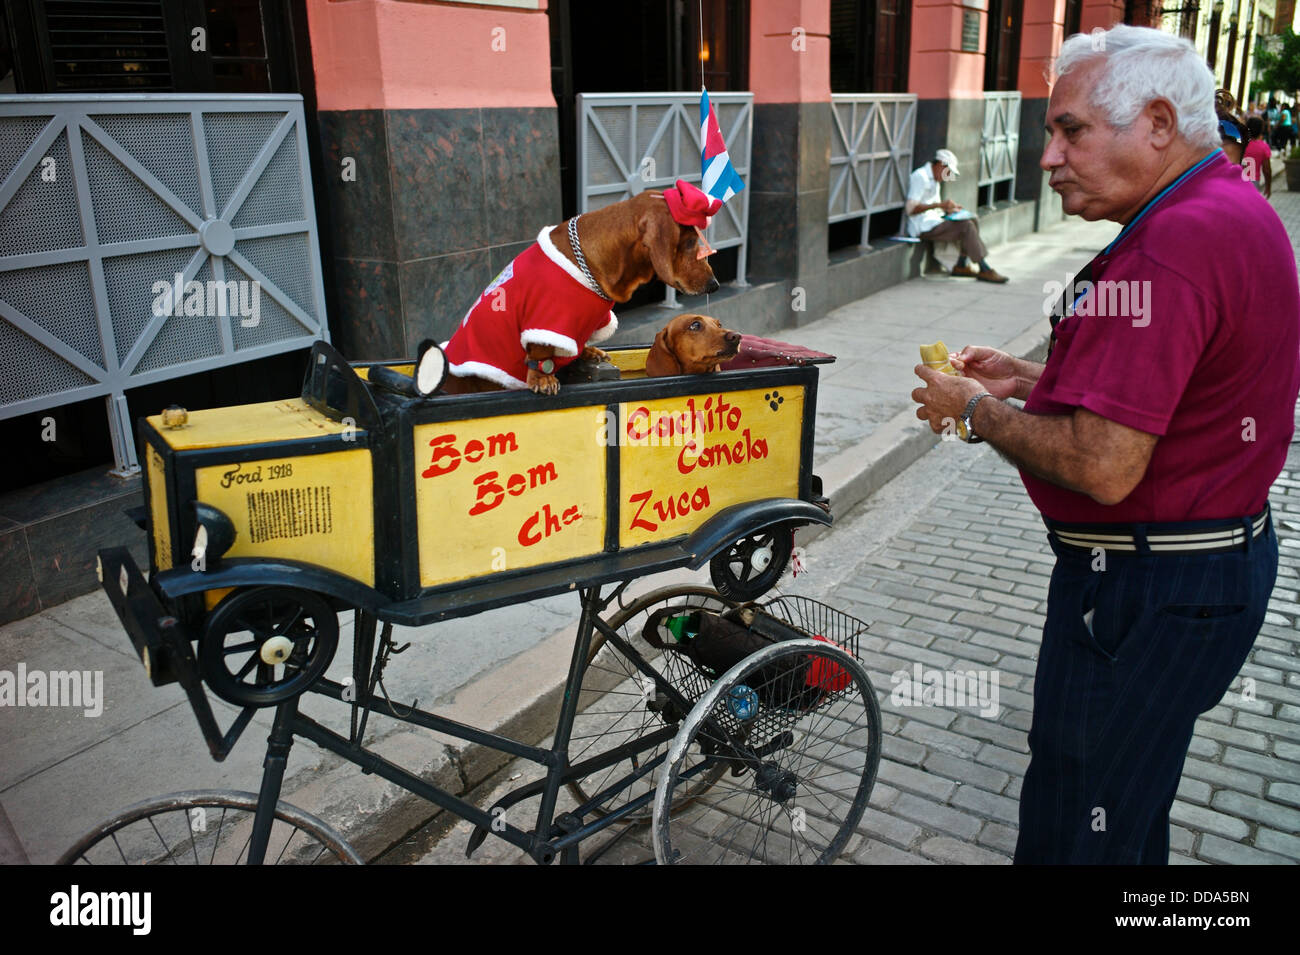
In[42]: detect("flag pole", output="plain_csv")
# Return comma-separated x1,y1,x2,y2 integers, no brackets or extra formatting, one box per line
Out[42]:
699,0,705,92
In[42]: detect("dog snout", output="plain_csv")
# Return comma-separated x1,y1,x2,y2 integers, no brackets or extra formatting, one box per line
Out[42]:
724,330,741,344
704,276,720,294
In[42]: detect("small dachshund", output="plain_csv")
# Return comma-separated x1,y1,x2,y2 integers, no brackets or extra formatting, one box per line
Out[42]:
442,180,723,395
645,314,742,377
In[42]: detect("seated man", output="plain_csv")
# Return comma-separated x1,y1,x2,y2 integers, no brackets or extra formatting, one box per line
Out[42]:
906,149,1008,283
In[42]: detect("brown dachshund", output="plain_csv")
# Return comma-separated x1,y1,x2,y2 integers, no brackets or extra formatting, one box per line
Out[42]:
645,314,742,377
441,184,722,395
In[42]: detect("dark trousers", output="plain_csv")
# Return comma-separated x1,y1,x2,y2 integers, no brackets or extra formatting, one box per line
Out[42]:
919,218,988,264
1014,514,1278,864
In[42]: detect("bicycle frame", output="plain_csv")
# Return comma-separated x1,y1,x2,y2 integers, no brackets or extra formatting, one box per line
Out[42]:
239,582,712,865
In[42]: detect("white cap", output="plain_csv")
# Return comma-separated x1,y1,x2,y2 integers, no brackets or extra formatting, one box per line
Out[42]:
933,149,960,177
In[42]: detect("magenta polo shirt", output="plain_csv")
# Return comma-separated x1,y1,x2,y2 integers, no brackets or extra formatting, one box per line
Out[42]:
1022,150,1300,524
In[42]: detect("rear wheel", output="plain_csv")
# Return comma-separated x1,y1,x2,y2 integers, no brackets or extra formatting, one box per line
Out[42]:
653,639,880,864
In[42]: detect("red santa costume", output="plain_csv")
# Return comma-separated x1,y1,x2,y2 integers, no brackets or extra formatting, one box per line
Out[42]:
441,225,618,390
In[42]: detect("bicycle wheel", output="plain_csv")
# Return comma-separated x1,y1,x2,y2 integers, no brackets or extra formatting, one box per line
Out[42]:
57,790,362,865
653,638,880,864
566,585,739,822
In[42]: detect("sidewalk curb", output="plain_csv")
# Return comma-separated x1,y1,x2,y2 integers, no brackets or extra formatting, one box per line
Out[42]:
325,327,1057,861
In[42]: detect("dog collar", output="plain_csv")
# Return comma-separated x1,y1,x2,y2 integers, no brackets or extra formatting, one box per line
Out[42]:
567,216,613,302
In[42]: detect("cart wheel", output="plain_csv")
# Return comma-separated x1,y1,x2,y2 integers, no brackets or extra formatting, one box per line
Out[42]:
566,585,739,823
200,587,339,707
56,790,362,865
708,524,795,601
653,638,880,864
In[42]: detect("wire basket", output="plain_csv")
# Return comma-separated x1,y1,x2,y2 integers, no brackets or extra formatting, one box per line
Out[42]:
758,594,869,659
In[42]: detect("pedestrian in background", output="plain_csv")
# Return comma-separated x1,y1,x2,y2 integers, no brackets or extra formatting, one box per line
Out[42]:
911,24,1299,865
1279,103,1295,151
1244,116,1273,198
1216,89,1247,165
905,149,1010,283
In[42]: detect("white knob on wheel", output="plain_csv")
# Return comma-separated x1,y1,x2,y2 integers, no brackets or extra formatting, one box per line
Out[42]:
751,546,773,572
261,636,295,664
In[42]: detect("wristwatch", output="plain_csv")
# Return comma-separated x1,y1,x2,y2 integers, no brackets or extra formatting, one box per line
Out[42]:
958,392,993,443
526,358,556,375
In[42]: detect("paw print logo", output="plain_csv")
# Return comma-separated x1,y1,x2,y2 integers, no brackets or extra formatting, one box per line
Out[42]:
764,391,784,412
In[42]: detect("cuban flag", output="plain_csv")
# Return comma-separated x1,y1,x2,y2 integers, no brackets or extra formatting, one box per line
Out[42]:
700,88,745,204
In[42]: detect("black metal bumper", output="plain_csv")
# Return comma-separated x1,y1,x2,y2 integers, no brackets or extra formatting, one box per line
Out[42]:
96,547,250,760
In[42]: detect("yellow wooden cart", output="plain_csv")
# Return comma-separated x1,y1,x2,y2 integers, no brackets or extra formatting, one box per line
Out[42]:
76,341,881,865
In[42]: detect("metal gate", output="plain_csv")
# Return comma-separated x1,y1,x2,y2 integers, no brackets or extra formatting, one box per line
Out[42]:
576,91,752,305
829,93,917,243
979,91,1021,195
0,94,329,475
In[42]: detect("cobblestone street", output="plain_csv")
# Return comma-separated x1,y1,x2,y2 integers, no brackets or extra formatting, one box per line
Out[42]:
818,434,1300,865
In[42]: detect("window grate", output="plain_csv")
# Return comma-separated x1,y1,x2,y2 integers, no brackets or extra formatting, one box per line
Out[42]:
43,0,173,91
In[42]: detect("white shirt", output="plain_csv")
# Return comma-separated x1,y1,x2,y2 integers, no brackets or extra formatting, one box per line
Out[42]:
905,164,946,238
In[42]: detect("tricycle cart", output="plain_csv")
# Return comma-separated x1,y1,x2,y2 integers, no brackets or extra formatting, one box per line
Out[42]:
61,340,881,864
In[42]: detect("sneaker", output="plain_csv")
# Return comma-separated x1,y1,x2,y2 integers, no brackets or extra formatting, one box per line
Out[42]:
976,269,1009,284
925,259,950,275
950,264,978,278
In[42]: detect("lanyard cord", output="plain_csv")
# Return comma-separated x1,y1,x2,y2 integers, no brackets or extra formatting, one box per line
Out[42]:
1102,149,1221,256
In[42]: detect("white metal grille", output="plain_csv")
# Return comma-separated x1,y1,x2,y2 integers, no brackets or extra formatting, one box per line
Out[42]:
577,91,752,301
0,94,329,474
828,93,917,238
979,92,1021,193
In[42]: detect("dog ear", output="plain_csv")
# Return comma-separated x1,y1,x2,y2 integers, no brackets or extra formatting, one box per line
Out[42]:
638,206,680,287
644,326,682,378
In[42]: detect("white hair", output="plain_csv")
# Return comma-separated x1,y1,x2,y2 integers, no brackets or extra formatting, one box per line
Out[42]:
1055,24,1219,149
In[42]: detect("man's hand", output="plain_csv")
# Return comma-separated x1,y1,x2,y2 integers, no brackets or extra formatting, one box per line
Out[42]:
950,346,1024,400
911,364,985,435
941,199,960,213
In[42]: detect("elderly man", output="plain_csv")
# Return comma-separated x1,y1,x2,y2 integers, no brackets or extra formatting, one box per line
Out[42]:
912,25,1300,864
906,149,1008,283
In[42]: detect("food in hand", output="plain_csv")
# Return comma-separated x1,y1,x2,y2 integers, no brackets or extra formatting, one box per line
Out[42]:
920,341,957,376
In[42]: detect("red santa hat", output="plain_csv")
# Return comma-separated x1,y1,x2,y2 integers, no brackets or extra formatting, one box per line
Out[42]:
664,179,723,228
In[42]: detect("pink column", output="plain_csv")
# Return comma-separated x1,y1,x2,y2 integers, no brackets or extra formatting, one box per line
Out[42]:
746,0,832,322
910,1,987,99
305,0,555,110
748,0,831,104
1019,0,1065,98
1079,0,1125,33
